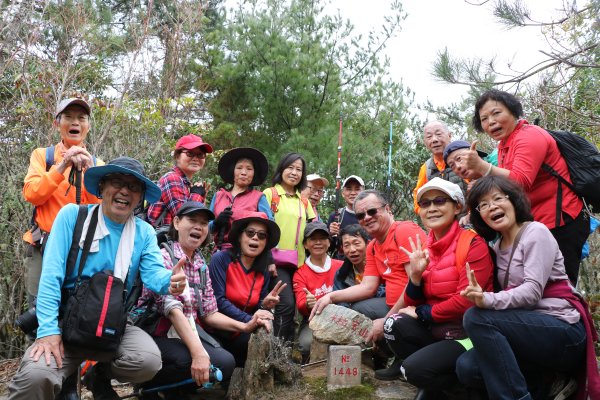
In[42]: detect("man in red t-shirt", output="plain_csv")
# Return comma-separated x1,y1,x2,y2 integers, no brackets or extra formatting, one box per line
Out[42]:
310,190,426,345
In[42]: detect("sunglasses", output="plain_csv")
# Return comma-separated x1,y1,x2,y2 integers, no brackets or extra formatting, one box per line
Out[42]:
244,228,268,241
417,196,453,209
106,177,144,193
181,150,206,159
356,204,387,221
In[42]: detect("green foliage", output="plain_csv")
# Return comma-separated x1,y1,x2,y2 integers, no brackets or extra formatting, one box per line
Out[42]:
0,0,429,358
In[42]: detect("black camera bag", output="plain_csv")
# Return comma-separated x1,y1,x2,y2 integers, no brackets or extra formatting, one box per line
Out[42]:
61,205,127,352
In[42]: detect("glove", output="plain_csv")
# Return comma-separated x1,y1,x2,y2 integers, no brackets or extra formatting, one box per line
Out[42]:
213,208,233,230
190,184,206,197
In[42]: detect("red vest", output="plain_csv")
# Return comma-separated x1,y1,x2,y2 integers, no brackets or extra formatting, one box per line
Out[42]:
213,188,264,245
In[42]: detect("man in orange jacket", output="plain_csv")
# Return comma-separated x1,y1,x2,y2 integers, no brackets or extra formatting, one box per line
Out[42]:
23,97,104,303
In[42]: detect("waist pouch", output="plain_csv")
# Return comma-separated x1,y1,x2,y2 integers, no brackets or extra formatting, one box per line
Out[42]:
271,248,298,268
62,270,127,353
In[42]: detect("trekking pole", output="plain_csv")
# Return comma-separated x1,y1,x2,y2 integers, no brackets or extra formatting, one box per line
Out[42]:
386,112,393,198
75,168,82,204
119,366,223,399
333,111,343,230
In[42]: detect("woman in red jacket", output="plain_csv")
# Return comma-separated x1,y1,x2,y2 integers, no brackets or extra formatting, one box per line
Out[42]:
463,89,588,286
293,221,343,363
376,178,494,400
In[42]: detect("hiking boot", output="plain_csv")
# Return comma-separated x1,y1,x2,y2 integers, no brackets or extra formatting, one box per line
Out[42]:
374,358,403,381
55,372,78,400
82,363,119,400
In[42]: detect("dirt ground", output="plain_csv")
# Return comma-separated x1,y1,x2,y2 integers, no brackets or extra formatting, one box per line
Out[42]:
0,357,418,400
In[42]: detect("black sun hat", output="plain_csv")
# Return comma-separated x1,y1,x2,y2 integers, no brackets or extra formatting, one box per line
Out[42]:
217,147,269,187
228,211,280,250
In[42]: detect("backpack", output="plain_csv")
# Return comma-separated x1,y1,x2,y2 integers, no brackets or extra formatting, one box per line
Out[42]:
540,129,600,217
269,187,309,214
455,229,477,273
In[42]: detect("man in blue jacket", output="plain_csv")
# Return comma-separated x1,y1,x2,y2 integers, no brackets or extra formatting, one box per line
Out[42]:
9,157,187,400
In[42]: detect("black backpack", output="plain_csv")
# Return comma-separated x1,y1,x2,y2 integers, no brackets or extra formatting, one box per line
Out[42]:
540,129,600,221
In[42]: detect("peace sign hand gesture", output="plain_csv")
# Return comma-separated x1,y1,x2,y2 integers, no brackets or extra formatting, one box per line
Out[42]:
261,280,287,310
460,263,485,308
399,234,429,283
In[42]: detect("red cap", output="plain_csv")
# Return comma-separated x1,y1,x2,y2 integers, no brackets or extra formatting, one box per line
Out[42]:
175,134,213,153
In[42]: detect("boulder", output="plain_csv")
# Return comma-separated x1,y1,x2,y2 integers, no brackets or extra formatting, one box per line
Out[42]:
309,304,372,345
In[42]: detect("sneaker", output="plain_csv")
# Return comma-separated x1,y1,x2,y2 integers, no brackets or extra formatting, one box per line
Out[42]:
374,358,404,381
82,363,119,400
549,376,577,400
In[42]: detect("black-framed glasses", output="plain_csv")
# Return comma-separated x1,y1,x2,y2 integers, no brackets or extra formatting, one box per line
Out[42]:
181,150,206,159
356,204,387,221
418,196,453,209
107,177,144,193
476,194,509,213
244,228,268,241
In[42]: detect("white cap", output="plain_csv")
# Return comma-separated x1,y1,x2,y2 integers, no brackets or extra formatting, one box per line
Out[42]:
306,173,329,187
417,177,465,207
55,97,91,118
342,175,364,188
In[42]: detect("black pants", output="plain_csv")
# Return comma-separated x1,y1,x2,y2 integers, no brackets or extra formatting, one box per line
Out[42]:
212,330,252,368
550,210,589,286
384,314,466,391
144,334,236,388
269,267,296,345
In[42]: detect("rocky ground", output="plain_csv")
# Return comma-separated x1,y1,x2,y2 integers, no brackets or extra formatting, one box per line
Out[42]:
0,356,419,400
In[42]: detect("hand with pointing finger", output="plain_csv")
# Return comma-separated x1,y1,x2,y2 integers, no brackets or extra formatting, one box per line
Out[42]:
464,141,490,178
169,258,187,296
460,263,485,308
262,280,287,310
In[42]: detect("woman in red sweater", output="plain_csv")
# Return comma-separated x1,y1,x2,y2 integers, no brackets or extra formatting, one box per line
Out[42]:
376,178,494,400
463,89,588,286
293,221,343,363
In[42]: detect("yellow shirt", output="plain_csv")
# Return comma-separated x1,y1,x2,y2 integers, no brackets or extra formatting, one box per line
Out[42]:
264,184,316,267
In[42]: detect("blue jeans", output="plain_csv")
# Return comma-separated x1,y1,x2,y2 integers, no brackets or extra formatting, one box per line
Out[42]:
457,307,585,400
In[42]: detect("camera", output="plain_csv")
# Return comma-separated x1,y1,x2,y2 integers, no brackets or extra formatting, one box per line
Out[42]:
15,301,38,335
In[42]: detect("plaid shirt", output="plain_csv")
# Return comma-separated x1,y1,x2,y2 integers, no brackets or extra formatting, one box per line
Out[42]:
137,241,217,322
147,166,205,227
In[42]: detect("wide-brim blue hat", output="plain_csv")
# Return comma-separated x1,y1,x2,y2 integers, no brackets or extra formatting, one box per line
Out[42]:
84,156,162,204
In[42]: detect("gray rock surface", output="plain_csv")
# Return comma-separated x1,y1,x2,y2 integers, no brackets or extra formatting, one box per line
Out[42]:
309,304,372,345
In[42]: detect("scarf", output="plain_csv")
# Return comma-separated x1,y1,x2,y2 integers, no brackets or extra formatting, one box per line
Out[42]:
79,204,136,281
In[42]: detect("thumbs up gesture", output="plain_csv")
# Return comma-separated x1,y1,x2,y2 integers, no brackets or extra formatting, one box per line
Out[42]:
169,257,187,296
303,288,317,310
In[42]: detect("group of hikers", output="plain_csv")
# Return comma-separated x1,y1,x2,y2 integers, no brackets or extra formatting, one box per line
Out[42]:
8,89,599,400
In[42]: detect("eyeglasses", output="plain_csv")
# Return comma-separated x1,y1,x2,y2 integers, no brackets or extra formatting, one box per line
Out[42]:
107,177,144,193
244,228,268,241
307,186,324,195
181,150,206,159
356,204,387,221
418,196,454,209
476,194,510,213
